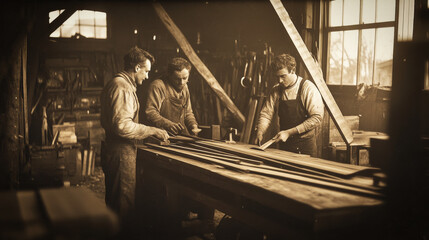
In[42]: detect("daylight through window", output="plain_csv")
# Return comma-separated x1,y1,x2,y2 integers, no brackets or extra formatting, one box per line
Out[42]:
49,10,107,39
326,0,395,87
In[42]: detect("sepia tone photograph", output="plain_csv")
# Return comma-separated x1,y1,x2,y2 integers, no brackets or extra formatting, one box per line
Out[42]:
0,0,428,239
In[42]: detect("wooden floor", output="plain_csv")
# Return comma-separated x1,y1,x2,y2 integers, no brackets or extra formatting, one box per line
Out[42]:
72,165,223,240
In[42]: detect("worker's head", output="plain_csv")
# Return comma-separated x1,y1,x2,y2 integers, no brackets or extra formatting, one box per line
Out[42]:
271,54,297,88
167,57,192,92
124,46,155,85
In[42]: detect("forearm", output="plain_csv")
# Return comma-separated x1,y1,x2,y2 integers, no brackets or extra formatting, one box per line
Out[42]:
256,90,277,134
295,113,323,134
145,108,176,129
114,118,155,140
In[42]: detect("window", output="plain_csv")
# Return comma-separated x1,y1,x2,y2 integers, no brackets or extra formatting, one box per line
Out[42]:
49,10,107,39
326,0,396,87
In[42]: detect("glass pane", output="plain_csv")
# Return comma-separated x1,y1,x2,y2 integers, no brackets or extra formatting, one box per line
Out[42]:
80,26,95,38
63,12,79,26
95,11,106,26
61,25,77,38
342,30,358,85
50,28,61,38
376,0,396,22
359,29,375,85
79,10,95,25
49,10,61,23
329,0,343,27
362,0,375,24
95,26,107,39
374,27,394,86
328,31,343,84
343,0,360,26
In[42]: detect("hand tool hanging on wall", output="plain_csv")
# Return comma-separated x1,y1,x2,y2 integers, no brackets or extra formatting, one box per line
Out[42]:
240,52,256,89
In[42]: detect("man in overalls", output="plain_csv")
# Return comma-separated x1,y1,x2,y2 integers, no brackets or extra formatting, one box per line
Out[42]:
144,57,201,136
144,57,213,234
255,53,324,157
100,46,169,228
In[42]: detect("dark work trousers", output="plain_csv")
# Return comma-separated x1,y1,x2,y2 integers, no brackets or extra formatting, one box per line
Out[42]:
278,80,317,157
101,139,137,226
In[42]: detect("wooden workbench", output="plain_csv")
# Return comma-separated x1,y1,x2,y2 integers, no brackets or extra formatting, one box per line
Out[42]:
136,139,386,239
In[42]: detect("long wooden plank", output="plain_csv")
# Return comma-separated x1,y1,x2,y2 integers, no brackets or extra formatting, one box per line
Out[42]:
196,141,355,177
165,135,378,176
152,2,245,125
269,0,353,144
170,144,263,165
148,143,382,195
22,36,29,145
139,147,384,228
143,146,383,199
178,141,379,192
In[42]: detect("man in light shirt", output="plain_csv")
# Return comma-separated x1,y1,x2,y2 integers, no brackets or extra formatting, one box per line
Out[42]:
256,53,324,157
100,46,169,222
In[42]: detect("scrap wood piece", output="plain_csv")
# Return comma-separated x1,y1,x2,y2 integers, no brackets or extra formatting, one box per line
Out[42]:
38,188,119,236
153,2,245,125
269,0,353,145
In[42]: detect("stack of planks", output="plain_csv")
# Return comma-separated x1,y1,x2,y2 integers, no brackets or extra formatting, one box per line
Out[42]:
145,136,385,200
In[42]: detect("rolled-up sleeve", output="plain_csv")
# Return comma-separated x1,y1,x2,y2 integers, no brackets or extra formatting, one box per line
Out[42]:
110,86,153,140
295,81,324,134
145,81,175,129
257,86,279,134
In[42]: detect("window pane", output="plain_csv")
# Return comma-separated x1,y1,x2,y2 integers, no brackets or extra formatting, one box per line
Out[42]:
342,30,358,85
49,10,61,23
343,0,360,26
376,0,396,22
362,0,375,24
328,31,343,84
359,29,375,85
50,28,61,38
63,12,79,26
95,11,106,26
329,0,343,27
80,26,95,38
48,9,106,39
374,27,394,86
95,26,107,39
61,25,77,38
79,10,95,25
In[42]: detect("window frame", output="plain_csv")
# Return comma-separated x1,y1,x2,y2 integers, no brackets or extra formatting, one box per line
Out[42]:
49,9,109,40
323,0,396,87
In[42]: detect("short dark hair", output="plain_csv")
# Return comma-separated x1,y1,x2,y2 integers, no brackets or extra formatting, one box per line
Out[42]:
123,46,155,70
271,53,296,72
167,57,192,76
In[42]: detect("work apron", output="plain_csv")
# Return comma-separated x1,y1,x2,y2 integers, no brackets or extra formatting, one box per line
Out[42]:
159,83,190,135
278,79,316,157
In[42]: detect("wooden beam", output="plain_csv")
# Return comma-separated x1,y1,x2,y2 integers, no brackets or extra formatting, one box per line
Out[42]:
48,8,77,36
22,36,29,145
269,0,353,145
152,2,245,125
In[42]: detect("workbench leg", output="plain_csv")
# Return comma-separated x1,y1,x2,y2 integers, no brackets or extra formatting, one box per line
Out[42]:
347,145,359,165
